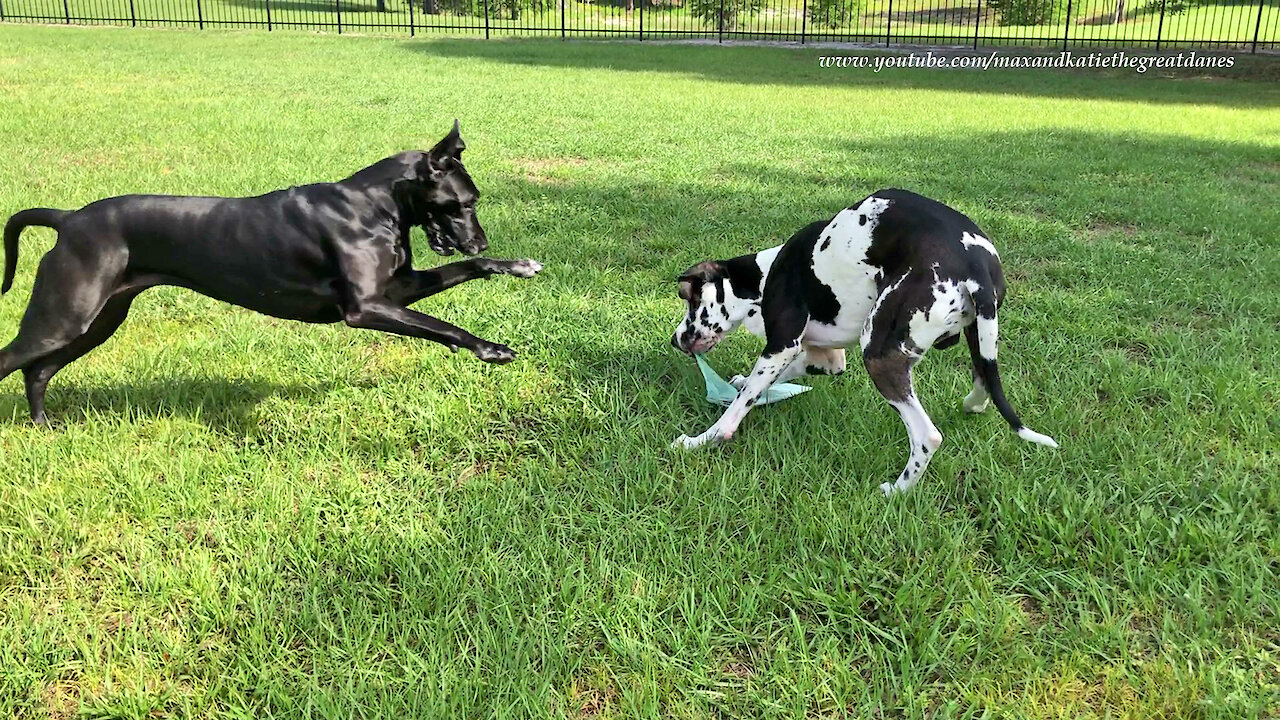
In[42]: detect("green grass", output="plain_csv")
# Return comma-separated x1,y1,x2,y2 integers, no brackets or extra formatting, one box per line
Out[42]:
1,24,1279,719
2,0,1277,50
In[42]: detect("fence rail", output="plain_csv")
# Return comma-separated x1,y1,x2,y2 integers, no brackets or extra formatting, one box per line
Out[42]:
1,0,1275,51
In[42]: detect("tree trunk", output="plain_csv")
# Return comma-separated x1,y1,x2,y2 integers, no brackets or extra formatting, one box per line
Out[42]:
423,0,438,13
1111,0,1124,22
376,0,385,10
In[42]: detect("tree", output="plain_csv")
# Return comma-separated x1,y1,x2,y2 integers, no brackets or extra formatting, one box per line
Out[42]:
490,0,553,19
806,0,863,29
988,0,1064,25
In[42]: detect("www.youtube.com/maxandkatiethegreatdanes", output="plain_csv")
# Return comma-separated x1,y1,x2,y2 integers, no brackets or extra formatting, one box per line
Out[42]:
818,51,1237,73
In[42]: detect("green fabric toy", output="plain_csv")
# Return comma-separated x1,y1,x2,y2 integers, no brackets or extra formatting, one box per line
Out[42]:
695,354,812,407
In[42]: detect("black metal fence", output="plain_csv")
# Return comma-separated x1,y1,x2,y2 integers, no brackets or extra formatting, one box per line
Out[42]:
0,0,1275,51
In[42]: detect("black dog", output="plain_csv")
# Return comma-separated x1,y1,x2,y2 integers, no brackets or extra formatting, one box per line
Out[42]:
1,121,542,423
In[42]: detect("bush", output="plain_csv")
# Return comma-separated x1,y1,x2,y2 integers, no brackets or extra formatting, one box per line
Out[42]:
989,0,1065,25
805,0,864,29
687,0,762,30
1140,0,1201,16
422,0,553,17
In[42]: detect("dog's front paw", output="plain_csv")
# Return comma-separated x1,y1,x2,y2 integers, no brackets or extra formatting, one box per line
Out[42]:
474,342,516,364
504,259,543,278
728,374,748,390
671,431,726,450
671,434,700,450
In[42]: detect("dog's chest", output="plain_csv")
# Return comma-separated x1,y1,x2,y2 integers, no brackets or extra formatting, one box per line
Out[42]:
802,202,889,348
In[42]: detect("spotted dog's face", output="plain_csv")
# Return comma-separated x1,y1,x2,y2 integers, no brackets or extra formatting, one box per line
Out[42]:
398,121,487,257
671,260,759,355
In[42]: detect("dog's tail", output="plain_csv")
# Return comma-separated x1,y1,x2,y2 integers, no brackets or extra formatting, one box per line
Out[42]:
967,282,1059,449
4,208,68,295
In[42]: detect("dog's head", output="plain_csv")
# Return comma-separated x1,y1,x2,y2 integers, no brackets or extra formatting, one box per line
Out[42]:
671,257,762,356
396,120,487,256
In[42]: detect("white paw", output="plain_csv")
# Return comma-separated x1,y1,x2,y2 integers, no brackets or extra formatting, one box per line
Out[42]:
880,478,918,496
506,259,543,278
672,432,723,450
728,374,748,389
672,434,698,450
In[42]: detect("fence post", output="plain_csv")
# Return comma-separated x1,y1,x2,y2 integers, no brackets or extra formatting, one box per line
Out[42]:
0,0,5,22
1154,0,1164,49
639,0,643,40
1061,0,1071,50
1252,0,1265,52
972,0,980,48
885,0,892,46
800,0,806,43
265,0,271,29
335,0,341,33
560,0,565,38
196,0,204,28
129,0,137,25
408,0,414,36
62,0,69,23
483,0,489,37
1059,0,1070,49
718,0,724,42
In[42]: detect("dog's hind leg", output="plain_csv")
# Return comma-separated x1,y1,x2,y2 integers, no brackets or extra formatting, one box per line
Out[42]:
964,286,1058,448
961,324,992,414
863,348,942,496
0,238,127,419
21,289,143,423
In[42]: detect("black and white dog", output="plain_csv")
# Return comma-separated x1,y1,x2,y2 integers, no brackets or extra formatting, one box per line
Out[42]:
671,188,1057,495
1,122,541,424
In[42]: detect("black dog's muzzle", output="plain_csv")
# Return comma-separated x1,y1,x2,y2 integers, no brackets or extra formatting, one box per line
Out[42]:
424,217,486,257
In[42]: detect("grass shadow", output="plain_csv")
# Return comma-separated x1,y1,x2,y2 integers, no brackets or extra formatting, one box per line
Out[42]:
0,375,334,436
401,36,1280,104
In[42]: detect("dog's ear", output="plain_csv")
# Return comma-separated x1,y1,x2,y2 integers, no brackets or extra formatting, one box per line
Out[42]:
677,278,695,301
407,152,444,184
677,261,724,284
429,119,466,163
677,261,724,301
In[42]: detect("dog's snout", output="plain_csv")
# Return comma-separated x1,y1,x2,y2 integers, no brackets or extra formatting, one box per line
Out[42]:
462,228,488,256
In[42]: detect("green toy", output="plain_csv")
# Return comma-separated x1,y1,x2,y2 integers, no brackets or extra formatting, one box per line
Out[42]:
695,354,812,407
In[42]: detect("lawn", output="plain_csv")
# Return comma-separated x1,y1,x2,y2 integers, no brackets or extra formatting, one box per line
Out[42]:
1,24,1278,719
